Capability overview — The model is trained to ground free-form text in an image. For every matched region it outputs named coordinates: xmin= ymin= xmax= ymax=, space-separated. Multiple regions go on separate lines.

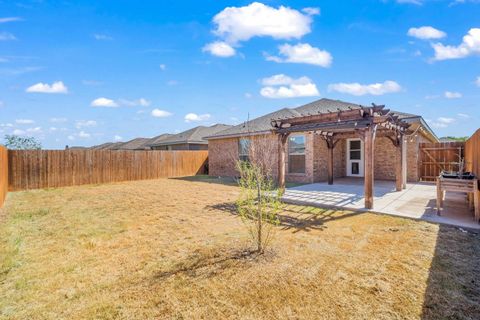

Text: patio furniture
xmin=436 ymin=175 xmax=479 ymax=222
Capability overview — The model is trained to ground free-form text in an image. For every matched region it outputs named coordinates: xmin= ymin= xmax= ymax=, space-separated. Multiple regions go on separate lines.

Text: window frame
xmin=288 ymin=134 xmax=306 ymax=174
xmin=238 ymin=138 xmax=251 ymax=162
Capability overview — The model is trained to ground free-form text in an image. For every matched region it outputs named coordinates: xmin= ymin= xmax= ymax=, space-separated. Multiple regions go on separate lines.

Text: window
xmin=288 ymin=135 xmax=306 ymax=173
xmin=238 ymin=138 xmax=250 ymax=162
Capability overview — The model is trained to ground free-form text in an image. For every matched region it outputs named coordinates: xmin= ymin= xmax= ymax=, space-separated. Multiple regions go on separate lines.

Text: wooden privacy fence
xmin=0 ymin=146 xmax=7 ymax=207
xmin=8 ymin=150 xmax=208 ymax=191
xmin=419 ymin=142 xmax=464 ymax=182
xmin=465 ymin=129 xmax=480 ymax=180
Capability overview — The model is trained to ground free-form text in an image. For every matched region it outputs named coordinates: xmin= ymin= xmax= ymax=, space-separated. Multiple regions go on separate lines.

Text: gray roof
xmin=90 ymin=142 xmax=121 ymax=150
xmin=145 ymin=133 xmax=173 ymax=147
xmin=149 ymin=124 xmax=232 ymax=147
xmin=207 ymin=98 xmax=426 ymax=139
xmin=205 ymin=108 xmax=301 ymax=139
xmin=114 ymin=138 xmax=151 ymax=150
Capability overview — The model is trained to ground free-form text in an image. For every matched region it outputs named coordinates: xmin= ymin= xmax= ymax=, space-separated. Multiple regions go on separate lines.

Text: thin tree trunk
xmin=257 ymin=175 xmax=262 ymax=253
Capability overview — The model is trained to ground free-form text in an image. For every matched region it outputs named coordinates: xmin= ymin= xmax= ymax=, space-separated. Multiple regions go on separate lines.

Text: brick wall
xmin=208 ymin=131 xmax=427 ymax=183
xmin=208 ymin=137 xmax=238 ymax=177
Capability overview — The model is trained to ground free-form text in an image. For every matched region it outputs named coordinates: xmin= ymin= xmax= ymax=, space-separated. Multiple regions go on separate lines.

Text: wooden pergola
xmin=271 ymin=104 xmax=410 ymax=209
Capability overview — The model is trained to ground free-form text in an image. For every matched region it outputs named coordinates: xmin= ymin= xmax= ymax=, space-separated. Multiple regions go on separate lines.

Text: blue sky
xmin=0 ymin=0 xmax=479 ymax=148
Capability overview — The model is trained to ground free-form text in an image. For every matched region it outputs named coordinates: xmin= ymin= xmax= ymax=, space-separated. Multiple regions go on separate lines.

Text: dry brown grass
xmin=0 ymin=176 xmax=479 ymax=319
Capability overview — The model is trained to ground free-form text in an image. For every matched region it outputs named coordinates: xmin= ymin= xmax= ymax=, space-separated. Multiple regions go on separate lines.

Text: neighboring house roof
xmin=148 ymin=124 xmax=232 ymax=147
xmin=145 ymin=133 xmax=173 ymax=147
xmin=66 ymin=146 xmax=88 ymax=150
xmin=206 ymin=98 xmax=438 ymax=142
xmin=114 ymin=138 xmax=151 ymax=150
xmin=91 ymin=142 xmax=124 ymax=150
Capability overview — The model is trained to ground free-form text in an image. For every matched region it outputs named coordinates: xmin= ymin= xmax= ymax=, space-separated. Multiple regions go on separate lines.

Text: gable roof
xmin=145 ymin=133 xmax=173 ymax=146
xmin=90 ymin=142 xmax=123 ymax=150
xmin=206 ymin=98 xmax=437 ymax=141
xmin=148 ymin=124 xmax=232 ymax=147
xmin=114 ymin=138 xmax=151 ymax=150
xmin=205 ymin=108 xmax=301 ymax=139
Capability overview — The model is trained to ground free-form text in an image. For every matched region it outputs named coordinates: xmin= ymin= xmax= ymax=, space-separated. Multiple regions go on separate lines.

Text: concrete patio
xmin=282 ymin=178 xmax=480 ymax=230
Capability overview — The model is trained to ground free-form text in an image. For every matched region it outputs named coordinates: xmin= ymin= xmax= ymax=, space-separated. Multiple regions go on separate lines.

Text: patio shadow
xmin=205 ymin=202 xmax=362 ymax=233
xmin=421 ymin=224 xmax=480 ymax=319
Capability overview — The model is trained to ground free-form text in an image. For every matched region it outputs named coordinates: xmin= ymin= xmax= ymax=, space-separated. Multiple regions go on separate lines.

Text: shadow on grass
xmin=205 ymin=202 xmax=362 ymax=233
xmin=171 ymin=175 xmax=238 ymax=186
xmin=171 ymin=175 xmax=307 ymax=189
xmin=153 ymin=248 xmax=262 ymax=280
xmin=421 ymin=224 xmax=480 ymax=319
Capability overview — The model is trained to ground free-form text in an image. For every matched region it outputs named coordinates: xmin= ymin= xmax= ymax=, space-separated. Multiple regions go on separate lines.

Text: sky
xmin=0 ymin=0 xmax=479 ymax=149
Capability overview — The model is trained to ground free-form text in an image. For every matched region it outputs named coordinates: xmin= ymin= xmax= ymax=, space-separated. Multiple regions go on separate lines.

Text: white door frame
xmin=346 ymin=138 xmax=364 ymax=177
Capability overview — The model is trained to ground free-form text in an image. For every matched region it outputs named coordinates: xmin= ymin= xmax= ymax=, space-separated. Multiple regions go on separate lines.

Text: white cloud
xmin=75 ymin=120 xmax=97 ymax=129
xmin=260 ymin=74 xmax=320 ymax=99
xmin=184 ymin=113 xmax=211 ymax=122
xmin=50 ymin=117 xmax=67 ymax=123
xmin=432 ymin=28 xmax=480 ymax=61
xmin=0 ymin=17 xmax=22 ymax=23
xmin=476 ymin=76 xmax=480 ymax=87
xmin=16 ymin=119 xmax=34 ymax=124
xmin=428 ymin=117 xmax=456 ymax=128
xmin=118 ymin=98 xmax=151 ymax=107
xmin=68 ymin=135 xmax=75 ymax=141
xmin=211 ymin=2 xmax=314 ymax=44
xmin=245 ymin=92 xmax=252 ymax=99
xmin=0 ymin=101 xmax=4 ymax=107
xmin=151 ymin=109 xmax=173 ymax=118
xmin=166 ymin=80 xmax=179 ymax=86
xmin=407 ymin=26 xmax=446 ymax=40
xmin=202 ymin=41 xmax=236 ymax=57
xmin=328 ymin=80 xmax=402 ymax=96
xmin=26 ymin=81 xmax=68 ymax=94
xmin=91 ymin=97 xmax=118 ymax=107
xmin=444 ymin=91 xmax=462 ymax=98
xmin=93 ymin=33 xmax=113 ymax=40
xmin=265 ymin=43 xmax=332 ymax=67
xmin=114 ymin=135 xmax=123 ymax=141
xmin=0 ymin=32 xmax=16 ymax=41
xmin=457 ymin=113 xmax=470 ymax=119
xmin=302 ymin=7 xmax=320 ymax=15
xmin=159 ymin=64 xmax=166 ymax=71
xmin=13 ymin=129 xmax=25 ymax=135
xmin=78 ymin=131 xmax=91 ymax=138
xmin=26 ymin=127 xmax=42 ymax=134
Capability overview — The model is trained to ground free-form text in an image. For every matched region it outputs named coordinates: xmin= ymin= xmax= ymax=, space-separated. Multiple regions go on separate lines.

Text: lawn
xmin=0 ymin=177 xmax=479 ymax=319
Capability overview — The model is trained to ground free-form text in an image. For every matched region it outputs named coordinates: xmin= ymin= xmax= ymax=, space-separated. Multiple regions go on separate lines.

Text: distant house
xmin=91 ymin=142 xmax=124 ymax=150
xmin=144 ymin=133 xmax=173 ymax=148
xmin=114 ymin=138 xmax=151 ymax=150
xmin=148 ymin=124 xmax=231 ymax=150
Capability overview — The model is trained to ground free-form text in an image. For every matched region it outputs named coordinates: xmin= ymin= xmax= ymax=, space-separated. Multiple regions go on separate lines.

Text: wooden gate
xmin=419 ymin=142 xmax=464 ymax=182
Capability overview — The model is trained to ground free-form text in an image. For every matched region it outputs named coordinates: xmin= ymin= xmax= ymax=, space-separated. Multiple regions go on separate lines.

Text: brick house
xmin=206 ymin=98 xmax=438 ymax=185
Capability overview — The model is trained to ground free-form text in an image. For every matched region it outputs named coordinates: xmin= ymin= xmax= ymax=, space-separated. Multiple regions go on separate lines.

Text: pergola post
xmin=395 ymin=134 xmax=403 ymax=191
xmin=278 ymin=134 xmax=288 ymax=193
xmin=364 ymin=125 xmax=376 ymax=209
xmin=401 ymin=136 xmax=407 ymax=189
xmin=326 ymin=138 xmax=334 ymax=185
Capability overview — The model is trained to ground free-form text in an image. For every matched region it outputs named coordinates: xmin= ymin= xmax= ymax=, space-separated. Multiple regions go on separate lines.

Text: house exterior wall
xmin=208 ymin=131 xmax=429 ymax=183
